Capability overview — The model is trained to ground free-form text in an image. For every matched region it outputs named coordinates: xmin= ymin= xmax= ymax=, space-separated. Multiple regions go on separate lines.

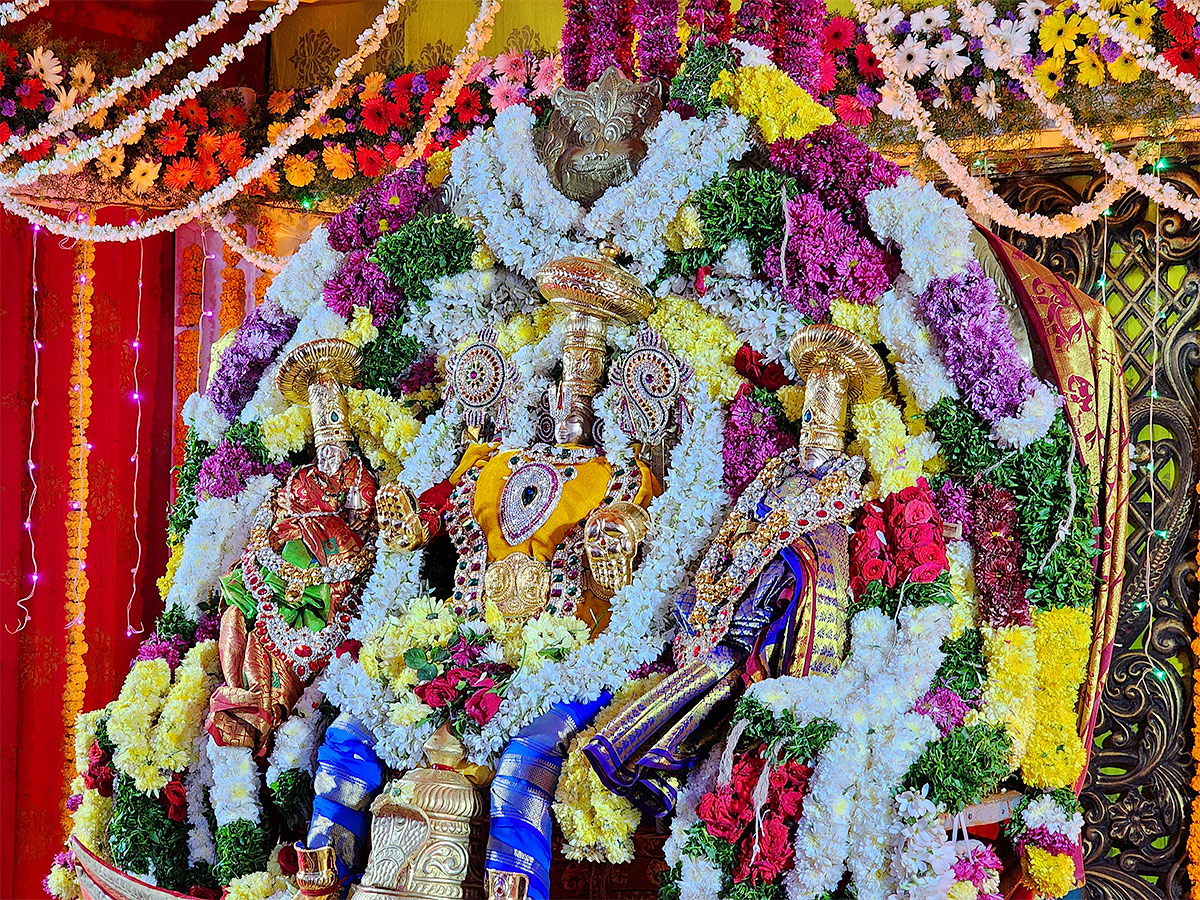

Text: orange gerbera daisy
xmin=218 ymin=133 xmax=246 ymax=168
xmin=177 ymin=97 xmax=208 ymax=128
xmin=268 ymin=90 xmax=293 ymax=115
xmin=163 ymin=158 xmax=198 ymax=191
xmin=194 ymin=155 xmax=221 ymax=191
xmin=194 ymin=131 xmax=221 ymax=157
xmin=216 ymin=104 xmax=247 ymax=128
xmin=156 ymin=120 xmax=188 ymax=156
xmin=322 ymin=144 xmax=355 ymax=180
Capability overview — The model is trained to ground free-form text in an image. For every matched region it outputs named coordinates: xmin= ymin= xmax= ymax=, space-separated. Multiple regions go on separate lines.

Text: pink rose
xmin=465 ymin=688 xmax=501 ymax=725
xmin=903 ymin=499 xmax=937 ymax=526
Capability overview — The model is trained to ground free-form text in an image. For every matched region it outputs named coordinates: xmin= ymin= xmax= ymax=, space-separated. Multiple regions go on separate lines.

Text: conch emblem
xmin=535 ymin=66 xmax=664 ymax=205
xmin=610 ymin=329 xmax=692 ymax=447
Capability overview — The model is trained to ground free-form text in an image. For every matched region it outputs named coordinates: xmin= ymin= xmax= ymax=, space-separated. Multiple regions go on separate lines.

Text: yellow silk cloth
xmin=451 ymin=443 xmax=659 ymax=630
xmin=978 ymin=227 xmax=1129 ymax=777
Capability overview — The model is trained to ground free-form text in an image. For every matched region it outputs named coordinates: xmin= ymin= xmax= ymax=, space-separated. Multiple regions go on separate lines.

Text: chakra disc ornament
xmin=446 ymin=327 xmax=512 ymax=431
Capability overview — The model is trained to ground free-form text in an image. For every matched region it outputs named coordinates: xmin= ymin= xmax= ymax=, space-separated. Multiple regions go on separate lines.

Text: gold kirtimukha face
xmin=535 ymin=244 xmax=656 ymax=445
xmin=276 ymin=338 xmax=362 ymax=471
xmin=534 ymin=66 xmax=664 ymax=205
xmin=788 ymin=324 xmax=887 ymax=469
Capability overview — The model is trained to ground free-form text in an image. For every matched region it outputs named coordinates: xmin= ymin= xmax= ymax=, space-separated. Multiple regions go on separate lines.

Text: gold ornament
xmin=294 ymin=845 xmax=340 ymax=900
xmin=534 ymin=66 xmax=664 ymax=205
xmin=536 ymin=245 xmax=655 ymax=444
xmin=788 ymin=324 xmax=887 ymax=466
xmin=276 ymin=338 xmax=362 ymax=447
xmin=583 ymin=502 xmax=652 ymax=599
xmin=377 ymin=483 xmax=431 ymax=552
xmin=483 ymin=553 xmax=552 ymax=620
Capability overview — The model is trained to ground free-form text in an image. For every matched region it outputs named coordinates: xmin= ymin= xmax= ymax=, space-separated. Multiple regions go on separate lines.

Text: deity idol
xmin=206 ymin=338 xmax=377 ymax=753
xmin=583 ymin=324 xmax=886 ymax=813
xmin=296 ymin=251 xmax=683 ymax=900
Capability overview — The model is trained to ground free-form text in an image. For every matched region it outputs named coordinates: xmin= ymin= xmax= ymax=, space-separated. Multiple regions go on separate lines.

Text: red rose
xmin=896 ymin=523 xmax=939 ymax=549
xmin=464 ymin=688 xmax=501 ymax=725
xmin=88 ymin=740 xmax=108 ymax=766
xmin=414 ymin=669 xmax=470 ymax=708
xmin=188 ymin=887 xmax=222 ymax=900
xmin=895 ymin=483 xmax=926 ymax=503
xmin=162 ymin=775 xmax=187 ymax=822
xmin=902 ymin=499 xmax=937 ymax=526
xmin=907 ymin=561 xmax=946 ymax=583
xmin=769 ymin=761 xmax=812 ymax=820
xmin=859 ymin=557 xmax=888 ymax=583
xmin=734 ymin=345 xmax=790 ymax=391
xmin=335 ymin=639 xmax=362 ymax=659
xmin=698 ymin=786 xmax=752 ymax=843
xmin=732 ymin=813 xmax=794 ymax=885
xmin=276 ymin=843 xmax=299 ymax=875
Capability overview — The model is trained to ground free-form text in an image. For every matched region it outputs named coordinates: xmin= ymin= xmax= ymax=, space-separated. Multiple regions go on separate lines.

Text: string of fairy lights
xmin=126 ymin=233 xmax=147 ymax=637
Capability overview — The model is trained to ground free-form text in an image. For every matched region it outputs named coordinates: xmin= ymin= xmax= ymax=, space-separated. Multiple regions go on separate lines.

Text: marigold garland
xmin=1020 ymin=606 xmax=1091 ymax=789
xmin=252 ymin=218 xmax=277 ymax=302
xmin=219 ymin=225 xmax=248 ymax=336
xmin=178 ymin=243 xmax=205 ymax=327
xmin=61 ymin=237 xmax=94 ymax=838
xmin=173 ymin=330 xmax=200 ymax=468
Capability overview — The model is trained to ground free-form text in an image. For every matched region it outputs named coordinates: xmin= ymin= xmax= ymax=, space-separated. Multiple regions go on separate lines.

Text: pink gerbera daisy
xmin=488 ymin=78 xmax=526 ymax=111
xmin=494 ymin=50 xmax=529 ymax=82
xmin=835 ymin=94 xmax=872 ymax=126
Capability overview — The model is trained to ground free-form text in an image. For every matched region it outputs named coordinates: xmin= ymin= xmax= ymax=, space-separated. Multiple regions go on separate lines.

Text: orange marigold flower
xmin=156 ymin=120 xmax=188 ymax=156
xmin=283 ymin=154 xmax=316 ymax=187
xmin=163 ymin=158 xmax=198 ymax=191
xmin=178 ymin=97 xmax=208 ymax=128
xmin=268 ymin=90 xmax=293 ymax=115
xmin=322 ymin=144 xmax=355 ymax=180
xmin=194 ymin=131 xmax=221 ymax=157
xmin=245 ymin=168 xmax=281 ymax=196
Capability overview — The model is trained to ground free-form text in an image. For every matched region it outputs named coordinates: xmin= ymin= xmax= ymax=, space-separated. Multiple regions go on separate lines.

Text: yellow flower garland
xmin=156 ymin=541 xmax=185 ymax=602
xmin=646 ymin=295 xmax=743 ymax=401
xmin=849 ymin=396 xmax=940 ymax=498
xmin=969 ymin=625 xmax=1039 ymax=766
xmin=261 ymin=404 xmax=313 ymax=459
xmin=776 ymin=384 xmax=806 ymax=422
xmin=71 ymin=781 xmax=113 ymax=859
xmin=74 ymin=707 xmax=107 ymax=775
xmin=61 ymin=237 xmax=94 ymax=837
xmin=342 ymin=305 xmax=379 ymax=347
xmin=1023 ymin=845 xmax=1077 ymax=897
xmin=1019 ymin=606 xmax=1091 ymax=789
xmin=709 ymin=65 xmax=835 ymax=143
xmin=107 ymin=658 xmax=173 ymax=791
xmin=554 ymin=673 xmax=666 ymax=863
xmin=830 ymin=297 xmax=883 ymax=344
xmin=346 ymin=387 xmax=422 ymax=479
xmin=225 ymin=871 xmax=292 ymax=900
xmin=150 ymin=640 xmax=222 ymax=773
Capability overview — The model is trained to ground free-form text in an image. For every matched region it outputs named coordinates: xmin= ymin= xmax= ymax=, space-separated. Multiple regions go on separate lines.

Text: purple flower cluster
xmin=133 ymin=632 xmax=190 ymax=670
xmin=683 ymin=0 xmax=732 ymax=49
xmin=195 ymin=612 xmax=221 ymax=642
xmin=327 ymin=160 xmax=430 ymax=253
xmin=207 ymin=299 xmax=298 ymax=422
xmin=734 ymin=0 xmax=777 ymax=53
xmin=323 ymin=249 xmax=403 ymax=326
xmin=196 ymin=439 xmax=290 ymax=501
xmin=1017 ymin=826 xmax=1077 ymax=856
xmin=914 ymin=685 xmax=973 ymax=735
xmin=777 ymin=0 xmax=824 ymax=95
xmin=588 ymin=0 xmax=636 ymax=82
xmin=722 ymin=387 xmax=796 ymax=499
xmin=562 ymin=0 xmax=593 ymax=89
xmin=932 ymin=477 xmax=973 ymax=541
xmin=769 ymin=124 xmax=902 ymax=234
xmin=765 ymin=192 xmax=894 ymax=320
xmin=917 ymin=261 xmax=1035 ymax=424
xmin=396 ymin=351 xmax=440 ymax=396
xmin=633 ymin=0 xmax=683 ymax=82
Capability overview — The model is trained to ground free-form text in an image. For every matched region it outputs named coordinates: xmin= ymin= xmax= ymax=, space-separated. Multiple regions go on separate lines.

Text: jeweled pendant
xmin=499 ymin=461 xmax=564 ymax=546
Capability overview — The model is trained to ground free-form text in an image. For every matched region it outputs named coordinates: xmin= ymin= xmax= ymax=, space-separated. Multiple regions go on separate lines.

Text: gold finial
xmin=788 ymin=324 xmax=886 ymax=460
xmin=276 ymin=338 xmax=362 ymax=447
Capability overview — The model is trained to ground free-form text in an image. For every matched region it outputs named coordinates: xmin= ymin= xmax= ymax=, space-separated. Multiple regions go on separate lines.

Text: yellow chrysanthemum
xmin=946 ymin=881 xmax=978 ymax=900
xmin=1072 ymin=46 xmax=1106 ymax=87
xmin=342 ymin=305 xmax=379 ymax=347
xmin=156 ymin=541 xmax=185 ymax=603
xmin=850 ymin=396 xmax=930 ymax=498
xmin=471 ymin=240 xmax=497 ymax=270
xmin=664 ymin=204 xmax=705 ymax=252
xmin=71 ymin=788 xmax=113 ymax=858
xmin=1033 ymin=56 xmax=1066 ymax=97
xmin=107 ymin=658 xmax=173 ymax=791
xmin=426 ymin=148 xmax=453 ymax=188
xmin=150 ymin=641 xmax=220 ymax=773
xmin=646 ymin=295 xmax=743 ymax=401
xmin=969 ymin=624 xmax=1038 ymax=765
xmin=830 ymin=297 xmax=883 ymax=342
xmin=45 ymin=864 xmax=80 ymax=900
xmin=496 ymin=313 xmax=539 ymax=355
xmin=346 ymin=387 xmax=422 ymax=476
xmin=1039 ymin=11 xmax=1080 ymax=56
xmin=225 ymin=871 xmax=292 ymax=900
xmin=1107 ymin=52 xmax=1143 ymax=82
xmin=74 ymin=707 xmax=107 ymax=775
xmin=1119 ymin=0 xmax=1156 ymax=39
xmin=709 ymin=65 xmax=834 ymax=143
xmin=261 ymin=403 xmax=313 ymax=458
xmin=1024 ymin=846 xmax=1077 ymax=897
xmin=1019 ymin=606 xmax=1091 ymax=788
xmin=776 ymin=384 xmax=806 ymax=422
xmin=323 ymin=144 xmax=356 ymax=180
xmin=387 ymin=693 xmax=433 ymax=727
xmin=283 ymin=154 xmax=316 ymax=188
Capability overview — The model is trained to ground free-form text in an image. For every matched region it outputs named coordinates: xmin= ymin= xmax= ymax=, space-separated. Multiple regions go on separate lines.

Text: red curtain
xmin=0 ymin=208 xmax=176 ymax=899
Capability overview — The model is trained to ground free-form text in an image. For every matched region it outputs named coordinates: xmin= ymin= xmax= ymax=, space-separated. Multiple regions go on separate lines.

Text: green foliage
xmin=109 ymin=774 xmax=190 ymax=891
xmin=735 ymin=697 xmax=839 ymax=764
xmin=269 ymin=768 xmax=315 ymax=835
xmin=94 ymin=717 xmax=114 ymax=755
xmin=659 ymin=822 xmax=736 ymax=900
xmin=155 ymin=605 xmax=197 ymax=644
xmin=934 ymin=628 xmax=986 ymax=701
xmin=360 ymin=319 xmax=423 ymax=397
xmin=848 ymin=573 xmax=955 ymax=620
xmin=925 ymin=399 xmax=1099 ymax=610
xmin=214 ymin=819 xmax=270 ymax=883
xmin=372 ymin=214 xmax=477 ymax=312
xmin=724 ymin=882 xmax=786 ymax=900
xmin=697 ymin=168 xmax=800 ymax=266
xmin=670 ymin=42 xmax=737 ymax=118
xmin=904 ymin=724 xmax=1012 ymax=814
xmin=167 ymin=430 xmax=214 ymax=543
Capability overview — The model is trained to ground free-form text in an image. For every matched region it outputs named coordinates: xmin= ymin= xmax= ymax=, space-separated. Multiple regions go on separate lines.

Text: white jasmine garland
xmin=165 ymin=474 xmax=278 ymax=618
xmin=185 ymin=730 xmax=217 ymax=866
xmin=887 ymin=788 xmax=957 ymax=900
xmin=499 ymin=321 xmax=565 ymax=446
xmin=266 ymin=684 xmax=326 ymax=787
xmin=0 ymin=0 xmax=49 ymax=29
xmin=416 ymin=267 xmax=538 ymax=356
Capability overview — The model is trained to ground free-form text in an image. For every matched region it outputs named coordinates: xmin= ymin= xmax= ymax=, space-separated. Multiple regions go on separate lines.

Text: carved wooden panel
xmin=996 ymin=164 xmax=1200 ymax=900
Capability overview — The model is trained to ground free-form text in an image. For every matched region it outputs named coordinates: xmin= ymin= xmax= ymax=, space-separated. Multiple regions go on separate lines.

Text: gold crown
xmin=535 ymin=243 xmax=655 ymax=325
xmin=788 ymin=324 xmax=886 ymax=404
xmin=276 ymin=338 xmax=362 ymax=406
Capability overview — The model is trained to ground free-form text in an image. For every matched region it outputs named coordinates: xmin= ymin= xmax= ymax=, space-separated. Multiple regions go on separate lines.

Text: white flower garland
xmin=451 ymin=104 xmax=749 ymax=283
xmin=0 ymin=0 xmax=253 ymax=159
xmin=875 ymin=278 xmax=959 ymax=412
xmin=186 ymin=729 xmax=217 ymax=866
xmin=0 ymin=0 xmax=48 ymax=27
xmin=207 ymin=737 xmax=262 ymax=827
xmin=209 ymin=214 xmax=287 ymax=274
xmin=181 ymin=392 xmax=231 ymax=447
xmin=265 ymin=683 xmax=326 ymax=787
xmin=0 ymin=0 xmax=409 ymax=240
xmin=865 ymin=177 xmax=974 ymax=293
xmin=580 ymin=109 xmax=751 ymax=282
xmin=1 ymin=0 xmax=301 ymax=188
xmin=164 ymin=474 xmax=278 ymax=618
xmin=888 ymin=789 xmax=957 ymax=900
xmin=498 ymin=320 xmax=565 ymax=447
xmin=416 ymin=267 xmax=539 ymax=356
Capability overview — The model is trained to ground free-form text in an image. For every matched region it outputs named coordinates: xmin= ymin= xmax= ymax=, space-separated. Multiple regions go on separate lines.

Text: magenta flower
xmin=723 ymin=387 xmax=796 ymax=499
